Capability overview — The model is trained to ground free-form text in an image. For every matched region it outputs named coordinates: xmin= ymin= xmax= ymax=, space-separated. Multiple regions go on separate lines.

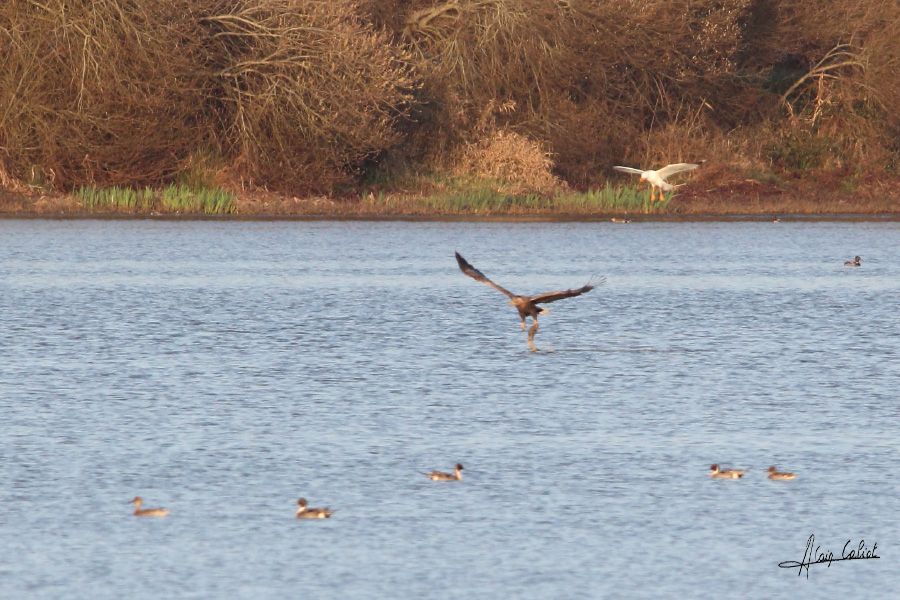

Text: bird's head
xmin=709 ymin=464 xmax=719 ymax=472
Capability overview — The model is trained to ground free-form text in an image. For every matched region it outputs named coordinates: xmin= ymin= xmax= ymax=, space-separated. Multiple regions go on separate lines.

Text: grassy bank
xmin=2 ymin=170 xmax=897 ymax=219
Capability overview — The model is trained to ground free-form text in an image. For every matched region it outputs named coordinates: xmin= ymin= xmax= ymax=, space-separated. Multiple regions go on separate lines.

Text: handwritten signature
xmin=779 ymin=534 xmax=879 ymax=578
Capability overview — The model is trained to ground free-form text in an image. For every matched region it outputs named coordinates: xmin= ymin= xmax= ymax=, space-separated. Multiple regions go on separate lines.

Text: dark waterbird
xmin=455 ymin=252 xmax=602 ymax=351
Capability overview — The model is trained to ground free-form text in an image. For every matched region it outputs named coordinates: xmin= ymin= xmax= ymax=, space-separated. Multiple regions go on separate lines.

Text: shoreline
xmin=2 ymin=211 xmax=899 ymax=222
xmin=2 ymin=181 xmax=898 ymax=222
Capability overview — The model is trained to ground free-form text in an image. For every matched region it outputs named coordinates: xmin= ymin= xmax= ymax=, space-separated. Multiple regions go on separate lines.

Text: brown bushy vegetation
xmin=0 ymin=0 xmax=211 ymax=188
xmin=203 ymin=0 xmax=416 ymax=192
xmin=1 ymin=0 xmax=898 ymax=198
xmin=0 ymin=0 xmax=414 ymax=193
xmin=455 ymin=131 xmax=566 ymax=197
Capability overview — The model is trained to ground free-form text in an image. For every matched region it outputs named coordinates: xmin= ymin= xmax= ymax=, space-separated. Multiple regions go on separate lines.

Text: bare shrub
xmin=455 ymin=130 xmax=566 ymax=197
xmin=0 ymin=0 xmax=212 ymax=189
xmin=399 ymin=1 xmax=580 ymax=152
xmin=3 ymin=0 xmax=896 ymax=194
xmin=0 ymin=0 xmax=417 ymax=193
xmin=203 ymin=0 xmax=417 ymax=193
xmin=739 ymin=0 xmax=900 ymax=171
xmin=502 ymin=1 xmax=755 ymax=185
xmin=358 ymin=0 xmax=413 ymax=32
xmin=393 ymin=0 xmax=897 ymax=183
xmin=389 ymin=1 xmax=764 ymax=183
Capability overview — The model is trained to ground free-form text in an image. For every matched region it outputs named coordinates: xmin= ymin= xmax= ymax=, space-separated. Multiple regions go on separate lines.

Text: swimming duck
xmin=844 ymin=256 xmax=861 ymax=267
xmin=128 ymin=496 xmax=169 ymax=517
xmin=767 ymin=466 xmax=797 ymax=480
xmin=295 ymin=498 xmax=334 ymax=519
xmin=708 ymin=464 xmax=745 ymax=479
xmin=424 ymin=463 xmax=464 ymax=481
xmin=610 ymin=217 xmax=631 ymax=224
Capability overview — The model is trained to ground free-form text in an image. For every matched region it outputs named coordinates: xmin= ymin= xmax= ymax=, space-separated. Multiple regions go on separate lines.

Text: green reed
xmin=160 ymin=184 xmax=236 ymax=214
xmin=76 ymin=185 xmax=155 ymax=211
xmin=75 ymin=184 xmax=235 ymax=214
xmin=557 ymin=184 xmax=672 ymax=213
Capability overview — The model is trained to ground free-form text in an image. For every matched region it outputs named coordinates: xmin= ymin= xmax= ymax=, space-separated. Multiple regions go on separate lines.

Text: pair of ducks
xmin=296 ymin=463 xmax=463 ymax=519
xmin=129 ymin=463 xmax=466 ymax=520
xmin=296 ymin=463 xmax=463 ymax=518
xmin=128 ymin=495 xmax=337 ymax=520
xmin=295 ymin=463 xmax=463 ymax=519
xmin=708 ymin=465 xmax=797 ymax=480
xmin=296 ymin=464 xmax=463 ymax=519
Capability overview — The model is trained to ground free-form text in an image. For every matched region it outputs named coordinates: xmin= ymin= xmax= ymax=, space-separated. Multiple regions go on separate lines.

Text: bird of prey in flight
xmin=613 ymin=162 xmax=701 ymax=203
xmin=455 ymin=252 xmax=602 ymax=352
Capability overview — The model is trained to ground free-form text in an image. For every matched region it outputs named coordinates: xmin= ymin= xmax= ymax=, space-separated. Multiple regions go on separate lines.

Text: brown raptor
xmin=455 ymin=252 xmax=602 ymax=351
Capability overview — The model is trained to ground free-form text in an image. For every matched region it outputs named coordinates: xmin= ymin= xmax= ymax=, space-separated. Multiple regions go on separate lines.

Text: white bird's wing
xmin=655 ymin=163 xmax=700 ymax=179
xmin=612 ymin=166 xmax=645 ymax=176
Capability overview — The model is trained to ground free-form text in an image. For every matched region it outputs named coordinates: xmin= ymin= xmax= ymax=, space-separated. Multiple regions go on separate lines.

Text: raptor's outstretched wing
xmin=529 ymin=277 xmax=604 ymax=304
xmin=455 ymin=252 xmax=515 ymax=298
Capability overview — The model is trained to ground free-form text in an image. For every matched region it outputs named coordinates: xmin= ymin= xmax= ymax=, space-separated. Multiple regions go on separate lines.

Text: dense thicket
xmin=1 ymin=0 xmax=897 ymax=193
xmin=0 ymin=1 xmax=211 ymax=187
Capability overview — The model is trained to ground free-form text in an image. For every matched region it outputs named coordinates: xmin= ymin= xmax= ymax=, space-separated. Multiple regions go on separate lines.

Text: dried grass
xmin=455 ymin=131 xmax=566 ymax=197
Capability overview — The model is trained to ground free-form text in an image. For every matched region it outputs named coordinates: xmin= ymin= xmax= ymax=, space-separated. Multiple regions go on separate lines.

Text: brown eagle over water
xmin=455 ymin=252 xmax=602 ymax=351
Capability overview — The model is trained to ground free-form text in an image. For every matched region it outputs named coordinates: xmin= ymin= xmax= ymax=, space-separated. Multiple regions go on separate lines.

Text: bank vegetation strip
xmin=1 ymin=1 xmax=898 ymax=216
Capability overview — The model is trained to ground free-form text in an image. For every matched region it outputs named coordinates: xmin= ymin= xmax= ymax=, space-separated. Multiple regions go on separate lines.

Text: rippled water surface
xmin=1 ymin=219 xmax=898 ymax=598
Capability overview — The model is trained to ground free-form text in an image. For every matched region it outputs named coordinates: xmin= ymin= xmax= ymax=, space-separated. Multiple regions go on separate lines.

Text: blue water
xmin=1 ymin=220 xmax=898 ymax=598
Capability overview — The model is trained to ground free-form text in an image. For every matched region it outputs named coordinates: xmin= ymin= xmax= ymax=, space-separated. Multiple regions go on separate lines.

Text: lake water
xmin=1 ymin=219 xmax=898 ymax=598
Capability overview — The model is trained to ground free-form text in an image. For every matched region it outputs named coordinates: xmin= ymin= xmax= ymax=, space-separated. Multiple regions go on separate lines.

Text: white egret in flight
xmin=613 ymin=163 xmax=701 ymax=203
